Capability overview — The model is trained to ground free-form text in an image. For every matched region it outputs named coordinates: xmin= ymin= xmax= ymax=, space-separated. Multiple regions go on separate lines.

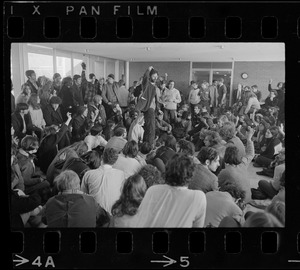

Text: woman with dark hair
xmin=113 ymin=140 xmax=142 ymax=178
xmin=153 ymin=135 xmax=177 ymax=165
xmin=110 ymin=174 xmax=147 ymax=227
xmin=133 ymin=153 xmax=207 ymax=227
xmin=218 ymin=127 xmax=255 ymax=203
xmin=12 ymin=103 xmax=40 ymax=141
xmin=253 ymin=126 xmax=282 ymax=167
xmin=16 ymin=83 xmax=31 ymax=104
xmin=252 ymin=119 xmax=270 ymax=153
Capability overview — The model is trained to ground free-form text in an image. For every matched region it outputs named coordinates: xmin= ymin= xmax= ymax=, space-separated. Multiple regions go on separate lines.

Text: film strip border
xmin=4 ymin=2 xmax=300 ymax=41
xmin=10 ymin=229 xmax=300 ymax=268
xmin=4 ymin=1 xmax=300 ymax=269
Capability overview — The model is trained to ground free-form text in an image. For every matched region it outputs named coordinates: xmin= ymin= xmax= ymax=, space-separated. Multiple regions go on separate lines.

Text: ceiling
xmin=32 ymin=42 xmax=285 ymax=62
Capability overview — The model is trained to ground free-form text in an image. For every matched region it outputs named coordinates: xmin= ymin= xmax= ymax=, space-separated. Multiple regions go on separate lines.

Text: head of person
xmin=73 ymin=74 xmax=82 ymax=86
xmin=157 ymin=110 xmax=164 ymax=121
xmin=90 ymin=125 xmax=103 ymax=137
xmin=86 ymin=150 xmax=102 ymax=169
xmin=107 ymin=74 xmax=115 ymax=84
xmin=138 ymin=164 xmax=164 ymax=189
xmin=276 ymin=148 xmax=285 ymax=164
xmin=122 ymin=140 xmax=139 ymax=158
xmin=77 ymin=106 xmax=88 ymax=117
xmin=191 ymin=81 xmax=198 ymax=89
xmin=212 ymin=79 xmax=218 ymax=86
xmin=203 ymin=130 xmax=222 ymax=147
xmin=114 ymin=127 xmax=127 ymax=138
xmin=219 ymin=181 xmax=246 ymax=202
xmin=149 ymin=68 xmax=158 ymax=83
xmin=140 ymin=142 xmax=152 ymax=155
xmin=53 ymin=73 xmax=62 ymax=84
xmin=28 ymin=93 xmax=41 ymax=109
xmin=265 ymin=126 xmax=279 ymax=139
xmin=129 ymin=109 xmax=139 ymax=120
xmin=266 ymin=201 xmax=285 ymax=225
xmin=251 ymin=85 xmax=258 ymax=92
xmin=269 ymin=90 xmax=277 ymax=99
xmin=49 ymin=96 xmax=62 ymax=111
xmin=243 ymin=85 xmax=251 ymax=92
xmin=219 ymin=121 xmax=236 ymax=142
xmin=217 ymin=115 xmax=229 ymax=128
xmin=177 ymin=139 xmax=195 ymax=156
xmin=168 ymin=80 xmax=175 ymax=90
xmin=197 ymin=147 xmax=220 ymax=172
xmin=132 ymin=80 xmax=138 ymax=87
xmin=243 ymin=212 xmax=284 ymax=227
xmin=89 ymin=73 xmax=96 ymax=83
xmin=54 ymin=170 xmax=81 ymax=192
xmin=194 ymin=104 xmax=201 ymax=115
xmin=165 ymin=153 xmax=195 ymax=187
xmin=16 ymin=103 xmax=29 ymax=115
xmin=201 ymin=81 xmax=208 ymax=89
xmin=258 ymin=119 xmax=270 ymax=133
xmin=43 ymin=125 xmax=59 ymax=137
xmin=160 ymin=80 xmax=167 ymax=89
xmin=164 ymin=135 xmax=177 ymax=152
xmin=218 ymin=78 xmax=224 ymax=85
xmin=181 ymin=110 xmax=191 ymax=120
xmin=102 ymin=148 xmax=119 ymax=165
xmin=224 ymin=146 xmax=242 ymax=165
xmin=118 ymin=79 xmax=125 ymax=87
xmin=20 ymin=135 xmax=39 ymax=154
xmin=112 ymin=103 xmax=120 ymax=113
xmin=277 ymin=82 xmax=283 ymax=89
xmin=62 ymin=76 xmax=73 ymax=88
xmin=25 ymin=70 xmax=36 ymax=81
xmin=99 ymin=77 xmax=105 ymax=85
xmin=21 ymin=83 xmax=31 ymax=96
xmin=111 ymin=174 xmax=147 ymax=217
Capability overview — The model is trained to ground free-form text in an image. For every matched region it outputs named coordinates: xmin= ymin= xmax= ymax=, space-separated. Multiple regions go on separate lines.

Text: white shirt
xmin=162 ymin=88 xmax=182 ymax=110
xmin=133 ymin=184 xmax=207 ymax=227
xmin=84 ymin=134 xmax=107 ymax=151
xmin=129 ymin=124 xmax=144 ymax=143
xmin=112 ymin=153 xmax=142 ymax=179
xmin=80 ymin=164 xmax=125 ymax=215
xmin=29 ymin=106 xmax=46 ymax=129
xmin=118 ymin=85 xmax=129 ymax=107
xmin=188 ymin=88 xmax=201 ymax=104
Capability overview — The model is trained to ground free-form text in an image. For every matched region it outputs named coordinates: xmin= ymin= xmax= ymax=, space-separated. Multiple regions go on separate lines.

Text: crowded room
xmin=10 ymin=43 xmax=285 ymax=228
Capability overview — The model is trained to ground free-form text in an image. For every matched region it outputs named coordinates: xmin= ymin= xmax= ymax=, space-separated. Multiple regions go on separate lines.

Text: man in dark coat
xmin=25 ymin=70 xmax=40 ymax=94
xmin=135 ymin=66 xmax=158 ymax=147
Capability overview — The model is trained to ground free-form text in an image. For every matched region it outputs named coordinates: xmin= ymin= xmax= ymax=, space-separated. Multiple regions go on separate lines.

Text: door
xmin=212 ymin=70 xmax=232 ymax=106
xmin=192 ymin=70 xmax=210 ymax=85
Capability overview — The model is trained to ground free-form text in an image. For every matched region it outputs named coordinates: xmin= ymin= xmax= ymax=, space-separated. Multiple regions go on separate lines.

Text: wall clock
xmin=241 ymin=73 xmax=248 ymax=79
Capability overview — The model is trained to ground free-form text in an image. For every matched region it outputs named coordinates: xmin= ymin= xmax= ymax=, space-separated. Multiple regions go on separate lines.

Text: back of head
xmin=138 ymin=164 xmax=163 ymax=188
xmin=54 ymin=170 xmax=80 ymax=192
xmin=224 ymin=146 xmax=241 ymax=165
xmin=219 ymin=121 xmax=236 ymax=141
xmin=25 ymin=70 xmax=35 ymax=78
xmin=266 ymin=201 xmax=285 ymax=225
xmin=16 ymin=102 xmax=29 ymax=113
xmin=102 ymin=148 xmax=119 ymax=165
xmin=20 ymin=135 xmax=39 ymax=151
xmin=93 ymin=94 xmax=102 ymax=104
xmin=140 ymin=142 xmax=152 ymax=155
xmin=165 ymin=153 xmax=195 ymax=187
xmin=178 ymin=139 xmax=195 ymax=156
xmin=219 ymin=181 xmax=245 ymax=201
xmin=114 ymin=127 xmax=127 ymax=137
xmin=90 ymin=125 xmax=103 ymax=136
xmin=165 ymin=135 xmax=177 ymax=152
xmin=197 ymin=147 xmax=218 ymax=164
xmin=122 ymin=140 xmax=139 ymax=158
xmin=243 ymin=212 xmax=284 ymax=227
xmin=111 ymin=174 xmax=147 ymax=217
xmin=86 ymin=150 xmax=102 ymax=169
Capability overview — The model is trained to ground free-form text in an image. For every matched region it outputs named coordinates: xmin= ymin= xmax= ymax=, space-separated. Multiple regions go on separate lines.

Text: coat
xmin=11 ymin=112 xmax=38 ymax=140
xmin=42 ymin=104 xmax=64 ymax=126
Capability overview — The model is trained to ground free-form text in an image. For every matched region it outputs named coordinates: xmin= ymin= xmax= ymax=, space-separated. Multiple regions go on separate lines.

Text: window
xmin=106 ymin=61 xmax=115 ymax=77
xmin=73 ymin=58 xmax=83 ymax=76
xmin=56 ymin=56 xmax=71 ymax=78
xmin=28 ymin=52 xmax=54 ymax=78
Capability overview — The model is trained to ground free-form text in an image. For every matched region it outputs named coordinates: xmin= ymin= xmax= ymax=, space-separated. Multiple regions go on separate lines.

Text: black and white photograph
xmin=10 ymin=42 xmax=285 ymax=229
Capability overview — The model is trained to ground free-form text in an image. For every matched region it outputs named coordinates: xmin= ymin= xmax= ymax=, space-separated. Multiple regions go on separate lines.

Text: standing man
xmin=188 ymin=81 xmax=201 ymax=117
xmin=162 ymin=80 xmax=182 ymax=125
xmin=81 ymin=62 xmax=99 ymax=105
xmin=71 ymin=74 xmax=84 ymax=114
xmin=135 ymin=66 xmax=158 ymax=147
xmin=51 ymin=73 xmax=62 ymax=96
xmin=25 ymin=70 xmax=40 ymax=95
xmin=209 ymin=80 xmax=219 ymax=116
xmin=199 ymin=81 xmax=211 ymax=113
xmin=217 ymin=78 xmax=227 ymax=108
xmin=251 ymin=85 xmax=262 ymax=102
xmin=101 ymin=74 xmax=120 ymax=119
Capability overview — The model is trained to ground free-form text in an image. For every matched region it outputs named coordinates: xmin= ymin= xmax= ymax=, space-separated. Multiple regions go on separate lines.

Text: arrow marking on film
xmin=13 ymin=255 xmax=29 ymax=267
xmin=151 ymin=255 xmax=177 ymax=267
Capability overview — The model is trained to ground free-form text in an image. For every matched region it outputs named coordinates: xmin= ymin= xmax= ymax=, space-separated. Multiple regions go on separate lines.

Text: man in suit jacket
xmin=217 ymin=78 xmax=227 ymax=107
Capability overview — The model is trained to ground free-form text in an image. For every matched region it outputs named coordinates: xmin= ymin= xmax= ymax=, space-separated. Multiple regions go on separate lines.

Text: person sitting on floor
xmin=188 ymin=147 xmax=220 ymax=193
xmin=84 ymin=125 xmax=107 ymax=152
xmin=104 ymin=127 xmax=127 ymax=154
xmin=110 ymin=174 xmax=147 ymax=227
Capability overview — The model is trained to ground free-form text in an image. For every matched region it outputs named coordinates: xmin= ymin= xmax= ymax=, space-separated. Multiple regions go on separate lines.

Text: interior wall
xmin=129 ymin=62 xmax=191 ymax=96
xmin=233 ymin=61 xmax=285 ymax=100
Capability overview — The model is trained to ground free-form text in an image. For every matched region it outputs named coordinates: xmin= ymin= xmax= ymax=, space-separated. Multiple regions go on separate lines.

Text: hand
xmin=237 ymin=125 xmax=242 ymax=132
xmin=279 ymin=123 xmax=284 ymax=133
xmin=165 ymin=73 xmax=168 ymax=77
xmin=246 ymin=126 xmax=255 ymax=139
xmin=149 ymin=66 xmax=153 ymax=71
xmin=94 ymin=109 xmax=99 ymax=115
xmin=59 ymin=152 xmax=66 ymax=161
xmin=81 ymin=62 xmax=86 ymax=70
xmin=66 ymin=112 xmax=72 ymax=119
xmin=269 ymin=78 xmax=272 ymax=84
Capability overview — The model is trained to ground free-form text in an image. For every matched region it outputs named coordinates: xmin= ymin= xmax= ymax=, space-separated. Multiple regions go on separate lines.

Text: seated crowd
xmin=10 ymin=63 xmax=285 ymax=228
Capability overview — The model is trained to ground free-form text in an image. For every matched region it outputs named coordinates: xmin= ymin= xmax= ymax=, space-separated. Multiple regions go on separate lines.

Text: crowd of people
xmin=10 ymin=62 xmax=285 ymax=228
